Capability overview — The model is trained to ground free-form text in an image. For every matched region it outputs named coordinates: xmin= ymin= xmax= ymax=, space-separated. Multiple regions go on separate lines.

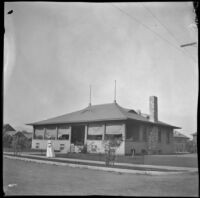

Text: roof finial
xmin=114 ymin=80 xmax=116 ymax=103
xmin=89 ymin=84 xmax=92 ymax=106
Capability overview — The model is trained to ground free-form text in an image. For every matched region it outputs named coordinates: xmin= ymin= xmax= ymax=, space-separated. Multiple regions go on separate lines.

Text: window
xmin=166 ymin=131 xmax=170 ymax=144
xmin=106 ymin=123 xmax=124 ymax=135
xmin=60 ymin=144 xmax=65 ymax=151
xmin=87 ymin=124 xmax=104 ymax=140
xmin=36 ymin=143 xmax=40 ymax=149
xmin=158 ymin=128 xmax=162 ymax=143
xmin=58 ymin=125 xmax=70 ymax=140
xmin=87 ymin=135 xmax=102 ymax=140
xmin=88 ymin=124 xmax=104 ymax=135
xmin=44 ymin=126 xmax=57 ymax=140
xmin=105 ymin=134 xmax=122 ymax=141
xmin=143 ymin=126 xmax=147 ymax=142
xmin=104 ymin=123 xmax=123 ymax=141
xmin=34 ymin=127 xmax=44 ymax=139
xmin=132 ymin=129 xmax=139 ymax=141
xmin=126 ymin=123 xmax=140 ymax=141
xmin=60 ymin=134 xmax=69 ymax=140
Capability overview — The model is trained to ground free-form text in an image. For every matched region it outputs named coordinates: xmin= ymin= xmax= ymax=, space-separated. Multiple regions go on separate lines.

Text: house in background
xmin=3 ymin=124 xmax=32 ymax=139
xmin=28 ymin=96 xmax=180 ymax=155
xmin=22 ymin=131 xmax=33 ymax=140
xmin=191 ymin=132 xmax=197 ymax=153
xmin=3 ymin=124 xmax=16 ymax=135
xmin=173 ymin=131 xmax=190 ymax=153
xmin=192 ymin=132 xmax=197 ymax=144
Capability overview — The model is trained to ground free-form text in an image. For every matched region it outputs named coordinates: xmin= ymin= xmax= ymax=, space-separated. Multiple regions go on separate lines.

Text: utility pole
xmin=89 ymin=85 xmax=92 ymax=106
xmin=180 ymin=42 xmax=197 ymax=48
xmin=114 ymin=80 xmax=116 ymax=103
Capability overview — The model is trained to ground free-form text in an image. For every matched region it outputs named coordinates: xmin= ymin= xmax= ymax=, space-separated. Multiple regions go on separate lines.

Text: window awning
xmin=106 ymin=124 xmax=124 ymax=135
xmin=35 ymin=127 xmax=45 ymax=135
xmin=45 ymin=126 xmax=57 ymax=139
xmin=58 ymin=126 xmax=70 ymax=137
xmin=88 ymin=124 xmax=104 ymax=135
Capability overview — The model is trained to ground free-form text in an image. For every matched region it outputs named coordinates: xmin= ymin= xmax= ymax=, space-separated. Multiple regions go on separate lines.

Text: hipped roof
xmin=173 ymin=131 xmax=190 ymax=139
xmin=27 ymin=102 xmax=180 ymax=129
xmin=3 ymin=124 xmax=16 ymax=132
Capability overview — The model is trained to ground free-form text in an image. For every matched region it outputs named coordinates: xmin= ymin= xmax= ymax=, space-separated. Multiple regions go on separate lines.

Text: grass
xmin=4 ymin=153 xmax=183 ymax=172
xmin=144 ymin=154 xmax=198 ymax=167
xmin=3 ymin=157 xmax=198 ymax=196
xmin=4 ymin=147 xmax=198 ymax=167
xmin=31 ymin=152 xmax=145 ymax=164
xmin=29 ymin=152 xmax=198 ymax=167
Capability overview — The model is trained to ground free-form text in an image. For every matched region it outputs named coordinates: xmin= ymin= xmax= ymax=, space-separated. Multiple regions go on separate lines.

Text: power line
xmin=111 ymin=3 xmax=197 ymax=63
xmin=141 ymin=3 xmax=197 ymax=62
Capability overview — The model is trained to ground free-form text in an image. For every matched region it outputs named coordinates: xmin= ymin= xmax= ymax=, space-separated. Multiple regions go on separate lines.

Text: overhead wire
xmin=110 ymin=3 xmax=197 ymax=63
xmin=141 ymin=3 xmax=197 ymax=62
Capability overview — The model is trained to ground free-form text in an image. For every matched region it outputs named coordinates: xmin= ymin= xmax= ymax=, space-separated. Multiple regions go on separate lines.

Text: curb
xmin=4 ymin=155 xmax=194 ymax=176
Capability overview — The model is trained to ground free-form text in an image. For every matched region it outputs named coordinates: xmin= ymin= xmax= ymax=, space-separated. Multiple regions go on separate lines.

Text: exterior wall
xmin=86 ymin=140 xmax=105 ymax=153
xmin=193 ymin=135 xmax=197 ymax=144
xmin=32 ymin=121 xmax=126 ymax=154
xmin=174 ymin=137 xmax=189 ymax=153
xmin=31 ymin=121 xmax=175 ymax=155
xmin=86 ymin=140 xmax=125 ymax=155
xmin=147 ymin=126 xmax=159 ymax=153
xmin=32 ymin=139 xmax=71 ymax=152
xmin=125 ymin=140 xmax=147 ymax=155
xmin=32 ymin=125 xmax=71 ymax=153
xmin=125 ymin=120 xmax=174 ymax=155
xmin=192 ymin=135 xmax=197 ymax=153
xmin=125 ymin=123 xmax=148 ymax=154
xmin=156 ymin=129 xmax=174 ymax=154
xmin=174 ymin=142 xmax=187 ymax=153
xmin=115 ymin=141 xmax=125 ymax=155
xmin=86 ymin=121 xmax=126 ymax=155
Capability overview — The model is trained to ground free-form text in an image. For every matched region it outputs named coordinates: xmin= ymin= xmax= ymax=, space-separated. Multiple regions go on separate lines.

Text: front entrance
xmin=71 ymin=125 xmax=85 ymax=146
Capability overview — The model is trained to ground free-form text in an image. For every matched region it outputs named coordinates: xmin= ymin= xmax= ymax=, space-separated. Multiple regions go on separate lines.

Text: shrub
xmin=81 ymin=144 xmax=87 ymax=153
xmin=141 ymin=149 xmax=147 ymax=155
xmin=3 ymin=134 xmax=13 ymax=148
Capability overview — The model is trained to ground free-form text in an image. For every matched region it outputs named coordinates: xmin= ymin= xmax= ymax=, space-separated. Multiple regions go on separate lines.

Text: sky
xmin=4 ymin=2 xmax=198 ymax=138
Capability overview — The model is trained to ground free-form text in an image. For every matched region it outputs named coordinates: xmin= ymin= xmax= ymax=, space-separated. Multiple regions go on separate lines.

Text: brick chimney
xmin=149 ymin=96 xmax=158 ymax=122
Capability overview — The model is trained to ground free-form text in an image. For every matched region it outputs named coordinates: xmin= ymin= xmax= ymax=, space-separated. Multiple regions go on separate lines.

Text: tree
xmin=11 ymin=131 xmax=32 ymax=154
xmin=103 ymin=136 xmax=122 ymax=166
xmin=3 ymin=134 xmax=13 ymax=148
xmin=186 ymin=140 xmax=197 ymax=153
xmin=193 ymin=1 xmax=198 ymax=27
xmin=12 ymin=135 xmax=21 ymax=155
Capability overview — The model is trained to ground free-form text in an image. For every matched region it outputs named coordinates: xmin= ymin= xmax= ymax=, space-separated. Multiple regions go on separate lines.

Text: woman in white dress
xmin=46 ymin=139 xmax=55 ymax=158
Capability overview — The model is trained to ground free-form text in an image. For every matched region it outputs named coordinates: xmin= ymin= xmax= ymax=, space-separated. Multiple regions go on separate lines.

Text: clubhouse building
xmin=28 ymin=96 xmax=180 ymax=155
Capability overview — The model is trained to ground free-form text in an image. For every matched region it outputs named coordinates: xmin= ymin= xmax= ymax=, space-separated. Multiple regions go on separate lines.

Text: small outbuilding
xmin=173 ymin=131 xmax=190 ymax=153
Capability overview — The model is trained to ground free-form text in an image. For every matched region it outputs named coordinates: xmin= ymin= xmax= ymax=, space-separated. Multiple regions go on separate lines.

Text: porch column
xmin=44 ymin=127 xmax=46 ymax=140
xmin=123 ymin=123 xmax=126 ymax=141
xmin=56 ymin=126 xmax=58 ymax=140
xmin=103 ymin=123 xmax=106 ymax=140
xmin=139 ymin=125 xmax=143 ymax=142
xmin=123 ymin=123 xmax=126 ymax=155
xmin=69 ymin=126 xmax=72 ymax=143
xmin=84 ymin=124 xmax=88 ymax=144
xmin=33 ymin=126 xmax=35 ymax=139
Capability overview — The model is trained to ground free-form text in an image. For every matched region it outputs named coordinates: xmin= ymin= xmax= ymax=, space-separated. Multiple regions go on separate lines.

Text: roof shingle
xmin=28 ymin=102 xmax=180 ymax=128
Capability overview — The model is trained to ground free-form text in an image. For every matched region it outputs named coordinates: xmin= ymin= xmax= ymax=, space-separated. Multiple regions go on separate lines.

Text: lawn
xmin=4 ymin=147 xmax=198 ymax=167
xmin=3 ymin=157 xmax=199 ymax=196
xmin=4 ymin=153 xmax=185 ymax=172
xmin=29 ymin=152 xmax=198 ymax=167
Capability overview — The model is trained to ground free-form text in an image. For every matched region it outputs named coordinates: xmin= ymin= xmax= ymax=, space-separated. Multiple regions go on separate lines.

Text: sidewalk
xmin=3 ymin=152 xmax=198 ymax=175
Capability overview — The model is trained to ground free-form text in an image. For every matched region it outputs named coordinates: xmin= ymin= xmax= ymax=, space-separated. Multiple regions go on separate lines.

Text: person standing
xmin=46 ymin=139 xmax=55 ymax=158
